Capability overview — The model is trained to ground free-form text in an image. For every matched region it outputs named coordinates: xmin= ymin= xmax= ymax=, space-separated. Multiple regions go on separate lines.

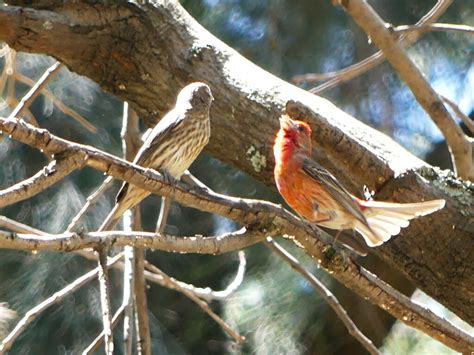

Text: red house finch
xmin=99 ymin=82 xmax=213 ymax=231
xmin=273 ymin=115 xmax=445 ymax=247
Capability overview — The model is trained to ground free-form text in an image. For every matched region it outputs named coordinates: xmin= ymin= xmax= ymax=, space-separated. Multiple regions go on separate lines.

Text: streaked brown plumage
xmin=99 ymin=82 xmax=213 ymax=231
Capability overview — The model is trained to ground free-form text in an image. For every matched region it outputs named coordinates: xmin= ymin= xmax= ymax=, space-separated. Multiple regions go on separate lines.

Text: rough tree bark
xmin=0 ymin=0 xmax=472 ymax=325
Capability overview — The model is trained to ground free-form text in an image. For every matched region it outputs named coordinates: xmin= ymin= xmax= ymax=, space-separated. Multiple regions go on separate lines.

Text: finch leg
xmin=181 ymin=170 xmax=213 ymax=194
xmin=160 ymin=170 xmax=176 ymax=187
xmin=333 ymin=229 xmax=343 ymax=245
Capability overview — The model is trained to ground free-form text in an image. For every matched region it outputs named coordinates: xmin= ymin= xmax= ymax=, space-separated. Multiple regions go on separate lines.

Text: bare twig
xmin=14 ymin=72 xmax=96 ymax=133
xmin=441 ymin=96 xmax=474 ymax=135
xmin=122 ymin=230 xmax=135 ymax=355
xmin=0 ymin=154 xmax=85 ymax=208
xmin=0 ymin=253 xmax=123 ymax=353
xmin=8 ymin=61 xmax=63 ymax=120
xmin=66 ymin=176 xmax=114 ymax=232
xmin=0 ymin=215 xmax=245 ymax=302
xmin=0 ymin=228 xmax=266 ymax=254
xmin=394 ymin=23 xmax=474 ymax=36
xmin=336 ymin=0 xmax=473 ymax=180
xmin=292 ymin=0 xmax=452 ymax=91
xmin=121 ymin=102 xmax=151 ymax=355
xmin=144 ymin=250 xmax=246 ymax=303
xmin=265 ymin=237 xmax=380 ymax=355
xmin=82 ymin=304 xmax=126 ymax=355
xmin=134 ymin=249 xmax=151 ymax=355
xmin=145 ymin=262 xmax=245 ymax=343
xmin=97 ymin=247 xmax=114 ymax=354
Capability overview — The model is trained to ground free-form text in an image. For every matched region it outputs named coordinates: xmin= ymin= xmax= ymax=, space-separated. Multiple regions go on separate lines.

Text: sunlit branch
xmin=67 ymin=176 xmax=114 ymax=232
xmin=291 ymin=0 xmax=452 ymax=90
xmin=441 ymin=95 xmax=474 ymax=135
xmin=0 ymin=215 xmax=245 ymax=302
xmin=265 ymin=237 xmax=380 ymax=355
xmin=14 ymin=72 xmax=97 ymax=133
xmin=0 ymin=253 xmax=123 ymax=353
xmin=393 ymin=23 xmax=474 ymax=36
xmin=335 ymin=0 xmax=473 ymax=180
xmin=145 ymin=262 xmax=245 ymax=343
xmin=82 ymin=304 xmax=126 ymax=355
xmin=0 ymin=154 xmax=85 ymax=208
xmin=121 ymin=102 xmax=151 ymax=355
xmin=96 ymin=247 xmax=114 ymax=354
xmin=8 ymin=61 xmax=63 ymax=120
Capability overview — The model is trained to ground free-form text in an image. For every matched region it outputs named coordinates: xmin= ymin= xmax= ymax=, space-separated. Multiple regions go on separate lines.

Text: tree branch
xmin=0 ymin=153 xmax=85 ymax=208
xmin=83 ymin=304 xmax=126 ymax=355
xmin=393 ymin=23 xmax=474 ymax=36
xmin=292 ymin=0 xmax=452 ymax=89
xmin=335 ymin=0 xmax=473 ymax=180
xmin=265 ymin=237 xmax=380 ymax=355
xmin=145 ymin=262 xmax=245 ymax=343
xmin=8 ymin=61 xmax=63 ymax=119
xmin=0 ymin=253 xmax=123 ymax=353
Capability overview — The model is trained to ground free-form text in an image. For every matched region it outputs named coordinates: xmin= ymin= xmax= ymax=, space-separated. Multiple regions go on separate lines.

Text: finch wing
xmin=301 ymin=157 xmax=369 ymax=226
xmin=116 ymin=109 xmax=185 ymax=203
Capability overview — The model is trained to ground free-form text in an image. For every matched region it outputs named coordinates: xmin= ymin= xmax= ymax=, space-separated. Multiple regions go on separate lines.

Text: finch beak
xmin=279 ymin=115 xmax=298 ymax=131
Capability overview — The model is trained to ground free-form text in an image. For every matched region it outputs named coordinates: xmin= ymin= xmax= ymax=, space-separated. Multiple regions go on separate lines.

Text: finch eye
xmin=297 ymin=125 xmax=305 ymax=133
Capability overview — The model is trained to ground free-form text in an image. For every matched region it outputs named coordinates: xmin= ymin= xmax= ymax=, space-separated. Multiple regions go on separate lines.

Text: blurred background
xmin=0 ymin=0 xmax=473 ymax=353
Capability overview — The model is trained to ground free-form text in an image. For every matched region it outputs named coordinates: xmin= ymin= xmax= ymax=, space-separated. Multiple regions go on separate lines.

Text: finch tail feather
xmin=355 ymin=199 xmax=446 ymax=247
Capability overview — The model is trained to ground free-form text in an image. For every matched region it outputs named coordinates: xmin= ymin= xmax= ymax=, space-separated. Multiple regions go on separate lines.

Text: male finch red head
xmin=273 ymin=115 xmax=446 ymax=247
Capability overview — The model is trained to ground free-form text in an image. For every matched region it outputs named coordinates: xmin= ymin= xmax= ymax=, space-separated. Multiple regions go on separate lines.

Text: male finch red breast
xmin=99 ymin=82 xmax=213 ymax=231
xmin=273 ymin=115 xmax=446 ymax=247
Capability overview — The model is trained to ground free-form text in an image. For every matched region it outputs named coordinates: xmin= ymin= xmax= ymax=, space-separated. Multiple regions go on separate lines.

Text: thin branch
xmin=145 ymin=262 xmax=245 ymax=344
xmin=0 ymin=117 xmax=472 ymax=352
xmin=0 ymin=215 xmax=245 ymax=302
xmin=0 ymin=228 xmax=266 ymax=254
xmin=144 ymin=251 xmax=246 ymax=303
xmin=66 ymin=176 xmax=114 ymax=232
xmin=146 ymin=250 xmax=247 ymax=302
xmin=14 ymin=72 xmax=97 ymax=133
xmin=292 ymin=0 xmax=452 ymax=90
xmin=441 ymin=95 xmax=474 ymax=135
xmin=336 ymin=0 xmax=473 ymax=180
xmin=122 ymin=242 xmax=135 ymax=355
xmin=0 ymin=253 xmax=123 ymax=353
xmin=0 ymin=154 xmax=85 ymax=208
xmin=121 ymin=101 xmax=151 ymax=355
xmin=134 ymin=249 xmax=151 ymax=355
xmin=8 ymin=61 xmax=63 ymax=120
xmin=265 ymin=237 xmax=380 ymax=355
xmin=97 ymin=247 xmax=114 ymax=354
xmin=394 ymin=23 xmax=474 ymax=36
xmin=82 ymin=304 xmax=126 ymax=355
